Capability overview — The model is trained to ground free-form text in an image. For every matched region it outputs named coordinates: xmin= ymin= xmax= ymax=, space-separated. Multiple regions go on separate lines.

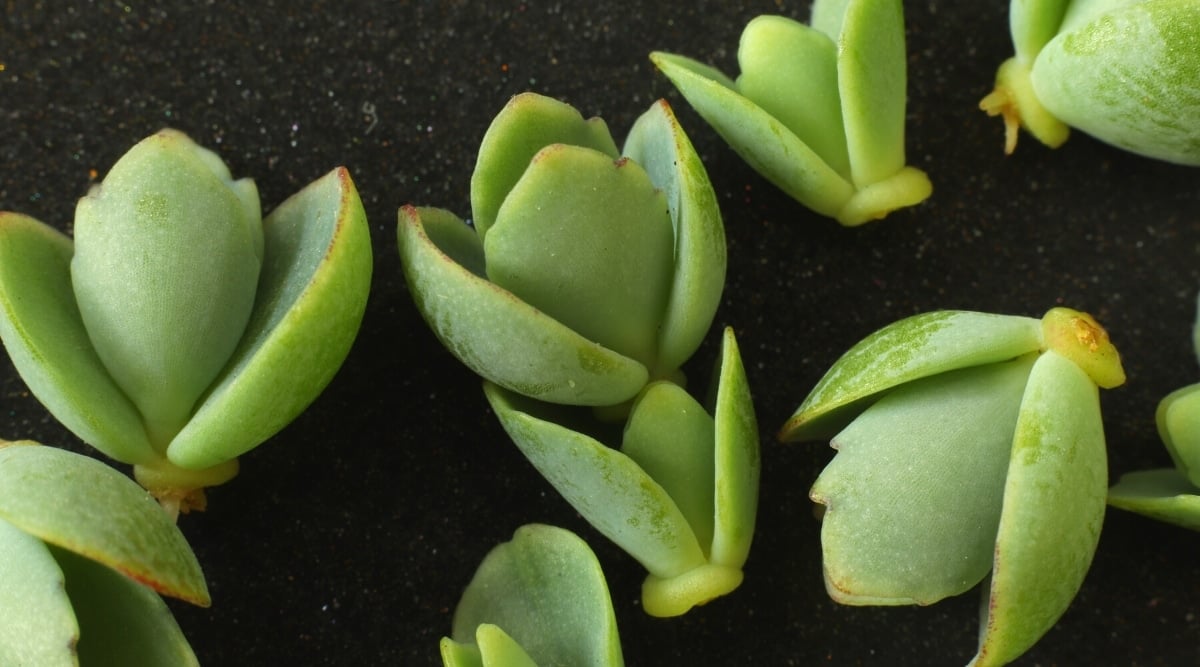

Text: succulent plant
xmin=485 ymin=327 xmax=759 ymax=617
xmin=0 ymin=440 xmax=207 ymax=665
xmin=649 ymin=0 xmax=933 ymax=225
xmin=440 ymin=524 xmax=624 ymax=667
xmin=1109 ymin=292 xmax=1200 ymax=529
xmin=980 ymin=0 xmax=1200 ymax=165
xmin=780 ymin=308 xmax=1125 ymax=667
xmin=0 ymin=130 xmax=373 ymax=515
xmin=397 ymin=93 xmax=725 ymax=409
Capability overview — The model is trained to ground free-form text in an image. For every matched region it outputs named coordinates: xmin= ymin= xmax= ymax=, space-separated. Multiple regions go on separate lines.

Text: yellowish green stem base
xmin=134 ymin=457 xmax=240 ymax=521
xmin=641 ymin=563 xmax=744 ymax=617
xmin=979 ymin=57 xmax=1070 ymax=154
xmin=836 ymin=166 xmax=933 ymax=227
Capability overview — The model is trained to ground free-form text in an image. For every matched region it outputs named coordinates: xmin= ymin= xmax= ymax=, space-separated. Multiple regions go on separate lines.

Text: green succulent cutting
xmin=398 ymin=93 xmax=725 ymax=409
xmin=649 ymin=0 xmax=932 ymax=225
xmin=0 ymin=130 xmax=373 ymax=515
xmin=781 ymin=307 xmax=1124 ymax=667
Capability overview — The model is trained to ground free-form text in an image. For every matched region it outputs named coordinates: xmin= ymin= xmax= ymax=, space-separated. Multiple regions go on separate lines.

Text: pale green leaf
xmin=0 ymin=443 xmax=208 ymax=606
xmin=471 ymin=93 xmax=620 ymax=240
xmin=838 ymin=0 xmax=907 ymax=188
xmin=440 ymin=637 xmax=483 ymax=667
xmin=622 ymin=382 xmax=716 ymax=554
xmin=484 ymin=144 xmax=675 ymax=371
xmin=1155 ymin=382 xmax=1200 ymax=487
xmin=475 ymin=624 xmax=539 ymax=667
xmin=781 ymin=311 xmax=1044 ymax=442
xmin=649 ymin=50 xmax=855 ymax=217
xmin=1031 ymin=1 xmax=1200 ymax=166
xmin=810 ymin=0 xmax=851 ymax=40
xmin=1108 ymin=468 xmax=1200 ymax=531
xmin=71 ymin=130 xmax=263 ymax=445
xmin=710 ymin=327 xmax=760 ymax=569
xmin=736 ymin=15 xmax=849 ymax=177
xmin=50 ymin=545 xmax=198 ymax=667
xmin=168 ymin=167 xmax=372 ymax=469
xmin=975 ymin=350 xmax=1107 ymax=667
xmin=484 ymin=383 xmax=706 ymax=578
xmin=0 ymin=518 xmax=77 ymax=667
xmin=398 ymin=207 xmax=647 ymax=406
xmin=0 ymin=212 xmax=155 ymax=465
xmin=450 ymin=524 xmax=624 ymax=667
xmin=811 ymin=356 xmax=1032 ymax=605
xmin=622 ymin=100 xmax=726 ymax=376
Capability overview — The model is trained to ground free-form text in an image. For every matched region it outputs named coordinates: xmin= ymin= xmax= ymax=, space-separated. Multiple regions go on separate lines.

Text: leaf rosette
xmin=0 ymin=130 xmax=373 ymax=514
xmin=780 ymin=307 xmax=1124 ymax=667
xmin=0 ymin=440 xmax=206 ymax=665
xmin=649 ymin=0 xmax=933 ymax=225
xmin=981 ymin=0 xmax=1200 ymax=165
xmin=397 ymin=93 xmax=725 ymax=409
xmin=484 ymin=328 xmax=759 ymax=618
xmin=440 ymin=524 xmax=624 ymax=667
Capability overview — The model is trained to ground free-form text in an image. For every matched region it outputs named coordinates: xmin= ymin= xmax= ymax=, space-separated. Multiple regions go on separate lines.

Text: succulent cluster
xmin=1 ymin=0 xmax=1198 ymax=665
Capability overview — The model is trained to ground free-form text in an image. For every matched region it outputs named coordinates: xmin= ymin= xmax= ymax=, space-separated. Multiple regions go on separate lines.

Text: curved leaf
xmin=974 ymin=350 xmax=1107 ymax=667
xmin=0 ymin=518 xmax=77 ymax=667
xmin=169 ymin=167 xmax=372 ymax=469
xmin=50 ymin=544 xmax=198 ymax=667
xmin=622 ymin=99 xmax=726 ymax=376
xmin=484 ymin=383 xmax=706 ymax=578
xmin=0 ymin=212 xmax=155 ymax=465
xmin=710 ymin=327 xmax=760 ymax=569
xmin=471 ymin=93 xmax=620 ymax=240
xmin=649 ymin=51 xmax=855 ymax=217
xmin=0 ymin=442 xmax=208 ymax=606
xmin=448 ymin=524 xmax=624 ymax=667
xmin=1108 ymin=468 xmax=1200 ymax=531
xmin=485 ymin=144 xmax=674 ymax=371
xmin=810 ymin=356 xmax=1032 ymax=605
xmin=781 ymin=311 xmax=1044 ymax=442
xmin=1009 ymin=0 xmax=1071 ymax=63
xmin=399 ymin=206 xmax=647 ymax=405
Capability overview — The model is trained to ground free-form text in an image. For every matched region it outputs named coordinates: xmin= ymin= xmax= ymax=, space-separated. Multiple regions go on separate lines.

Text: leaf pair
xmin=782 ymin=308 xmax=1123 ymax=667
xmin=486 ymin=328 xmax=759 ymax=617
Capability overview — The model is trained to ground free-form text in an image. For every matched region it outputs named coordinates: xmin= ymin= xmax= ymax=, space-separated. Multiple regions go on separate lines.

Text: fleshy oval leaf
xmin=622 ymin=99 xmax=727 ymax=376
xmin=1107 ymin=468 xmax=1200 ymax=531
xmin=781 ymin=311 xmax=1044 ymax=442
xmin=0 ymin=442 xmax=209 ymax=606
xmin=974 ymin=350 xmax=1107 ymax=667
xmin=50 ymin=544 xmax=198 ymax=667
xmin=484 ymin=144 xmax=674 ymax=372
xmin=649 ymin=51 xmax=856 ymax=218
xmin=71 ymin=129 xmax=263 ymax=445
xmin=483 ymin=383 xmax=706 ymax=579
xmin=167 ymin=167 xmax=372 ymax=469
xmin=0 ymin=518 xmax=77 ymax=667
xmin=448 ymin=524 xmax=624 ymax=667
xmin=1031 ymin=1 xmax=1200 ymax=166
xmin=471 ymin=93 xmax=620 ymax=240
xmin=736 ymin=15 xmax=849 ymax=177
xmin=0 ymin=212 xmax=156 ymax=465
xmin=398 ymin=206 xmax=648 ymax=405
xmin=810 ymin=356 xmax=1032 ymax=605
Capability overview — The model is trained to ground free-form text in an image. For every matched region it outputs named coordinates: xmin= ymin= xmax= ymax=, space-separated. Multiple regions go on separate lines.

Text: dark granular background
xmin=3 ymin=2 xmax=1199 ymax=665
